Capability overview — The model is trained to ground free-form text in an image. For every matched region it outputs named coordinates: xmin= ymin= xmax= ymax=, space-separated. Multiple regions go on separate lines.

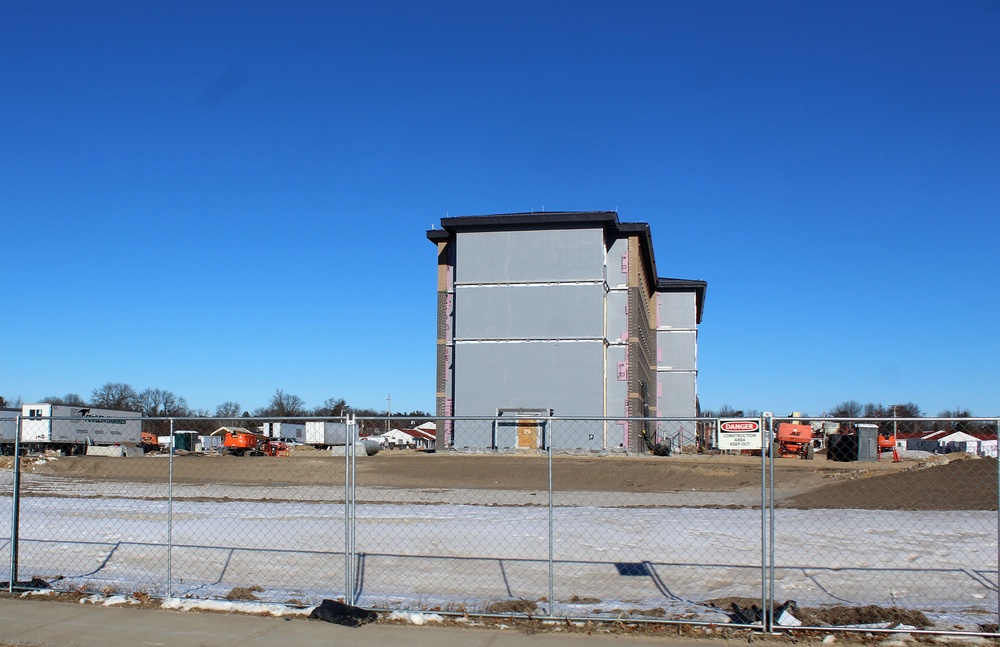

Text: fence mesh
xmin=768 ymin=416 xmax=999 ymax=632
xmin=0 ymin=413 xmax=996 ymax=635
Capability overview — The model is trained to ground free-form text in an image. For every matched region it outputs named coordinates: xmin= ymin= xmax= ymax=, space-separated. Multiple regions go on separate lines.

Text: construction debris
xmin=308 ymin=599 xmax=378 ymax=627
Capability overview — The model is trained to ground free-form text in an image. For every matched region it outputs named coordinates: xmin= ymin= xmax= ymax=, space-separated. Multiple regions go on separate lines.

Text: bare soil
xmin=4 ymin=449 xmax=995 ymax=510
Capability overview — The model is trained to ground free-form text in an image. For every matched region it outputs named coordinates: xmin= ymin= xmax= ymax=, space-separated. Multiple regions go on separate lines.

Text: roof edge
xmin=657 ymin=278 xmax=708 ymax=324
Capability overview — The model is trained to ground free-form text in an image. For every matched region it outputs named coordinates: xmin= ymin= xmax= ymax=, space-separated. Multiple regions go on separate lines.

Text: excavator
xmin=878 ymin=429 xmax=901 ymax=462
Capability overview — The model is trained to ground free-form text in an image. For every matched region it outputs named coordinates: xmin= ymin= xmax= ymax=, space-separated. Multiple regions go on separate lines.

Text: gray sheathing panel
xmin=657 ymin=291 xmax=697 ymax=328
xmin=605 ymin=344 xmax=628 ymax=417
xmin=606 ymin=290 xmax=628 ymax=343
xmin=657 ymin=371 xmax=698 ymax=418
xmin=452 ymin=340 xmax=605 ymax=448
xmin=657 ymin=330 xmax=697 ymax=370
xmin=454 ymin=284 xmax=604 ymax=340
xmin=455 ymin=228 xmax=604 ymax=283
xmin=606 ymin=238 xmax=629 ymax=288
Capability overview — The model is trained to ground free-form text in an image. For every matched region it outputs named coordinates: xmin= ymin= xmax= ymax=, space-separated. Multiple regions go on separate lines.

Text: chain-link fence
xmin=1 ymin=413 xmax=996 ymax=636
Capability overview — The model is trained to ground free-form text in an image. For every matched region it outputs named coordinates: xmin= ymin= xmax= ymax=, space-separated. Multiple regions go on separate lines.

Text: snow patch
xmin=160 ymin=598 xmax=313 ymax=617
xmin=22 ymin=589 xmax=55 ymax=597
xmin=387 ymin=611 xmax=444 ymax=625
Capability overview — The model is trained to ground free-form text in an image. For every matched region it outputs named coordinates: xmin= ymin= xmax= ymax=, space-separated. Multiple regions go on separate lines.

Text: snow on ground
xmin=0 ymin=494 xmax=995 ymax=626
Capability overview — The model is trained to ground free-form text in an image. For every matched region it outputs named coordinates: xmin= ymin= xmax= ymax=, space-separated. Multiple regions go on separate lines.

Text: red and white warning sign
xmin=717 ymin=419 xmax=763 ymax=450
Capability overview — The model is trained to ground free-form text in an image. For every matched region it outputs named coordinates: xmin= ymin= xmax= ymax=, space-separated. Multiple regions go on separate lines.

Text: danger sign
xmin=718 ymin=419 xmax=763 ymax=450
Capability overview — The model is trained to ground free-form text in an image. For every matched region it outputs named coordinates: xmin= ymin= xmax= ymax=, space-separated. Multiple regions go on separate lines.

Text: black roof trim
xmin=427 ymin=211 xmax=659 ymax=281
xmin=656 ymin=278 xmax=708 ymax=324
xmin=427 ymin=212 xmax=708 ymax=323
xmin=434 ymin=211 xmax=618 ymax=233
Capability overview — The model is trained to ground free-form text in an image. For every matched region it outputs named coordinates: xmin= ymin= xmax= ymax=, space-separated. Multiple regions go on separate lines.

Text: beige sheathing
xmin=624 ymin=236 xmax=656 ymax=452
xmin=434 ymin=240 xmax=451 ymax=448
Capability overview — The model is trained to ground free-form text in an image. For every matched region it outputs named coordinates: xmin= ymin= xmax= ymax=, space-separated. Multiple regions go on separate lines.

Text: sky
xmin=1 ymin=1 xmax=997 ymax=417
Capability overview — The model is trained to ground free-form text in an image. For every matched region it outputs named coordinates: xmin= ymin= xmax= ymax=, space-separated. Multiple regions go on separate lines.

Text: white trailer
xmin=0 ymin=408 xmax=20 ymax=453
xmin=305 ymin=421 xmax=349 ymax=447
xmin=304 ymin=420 xmax=379 ymax=455
xmin=17 ymin=403 xmax=142 ymax=455
xmin=259 ymin=422 xmax=306 ymax=443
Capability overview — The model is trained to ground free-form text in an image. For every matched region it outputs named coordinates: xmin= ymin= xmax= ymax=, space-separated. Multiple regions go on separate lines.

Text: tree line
xmin=0 ymin=384 xmax=431 ymax=421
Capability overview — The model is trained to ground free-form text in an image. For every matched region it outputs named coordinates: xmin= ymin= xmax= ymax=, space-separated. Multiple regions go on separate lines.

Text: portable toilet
xmin=855 ymin=424 xmax=879 ymax=462
xmin=173 ymin=430 xmax=198 ymax=451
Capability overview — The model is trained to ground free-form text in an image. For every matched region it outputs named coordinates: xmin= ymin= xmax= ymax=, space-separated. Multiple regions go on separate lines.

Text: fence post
xmin=996 ymin=418 xmax=999 ymax=627
xmin=167 ymin=417 xmax=174 ymax=598
xmin=760 ymin=414 xmax=774 ymax=632
xmin=547 ymin=415 xmax=554 ymax=617
xmin=344 ymin=414 xmax=356 ymax=606
xmin=7 ymin=415 xmax=22 ymax=592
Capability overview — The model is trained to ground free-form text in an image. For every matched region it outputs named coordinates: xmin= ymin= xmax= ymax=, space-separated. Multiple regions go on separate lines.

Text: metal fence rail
xmin=1 ymin=413 xmax=996 ymax=636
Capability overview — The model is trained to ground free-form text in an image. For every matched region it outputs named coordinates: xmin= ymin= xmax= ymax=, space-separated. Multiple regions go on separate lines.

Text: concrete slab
xmin=0 ymin=597 xmax=760 ymax=647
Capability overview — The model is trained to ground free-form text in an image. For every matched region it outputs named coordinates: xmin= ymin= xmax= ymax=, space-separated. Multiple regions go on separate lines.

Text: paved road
xmin=0 ymin=597 xmax=769 ymax=647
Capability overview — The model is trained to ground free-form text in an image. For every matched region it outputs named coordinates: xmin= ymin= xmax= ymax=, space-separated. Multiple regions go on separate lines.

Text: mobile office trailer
xmin=0 ymin=408 xmax=20 ymax=453
xmin=259 ymin=422 xmax=306 ymax=442
xmin=305 ymin=421 xmax=380 ymax=456
xmin=304 ymin=421 xmax=348 ymax=447
xmin=17 ymin=403 xmax=142 ymax=455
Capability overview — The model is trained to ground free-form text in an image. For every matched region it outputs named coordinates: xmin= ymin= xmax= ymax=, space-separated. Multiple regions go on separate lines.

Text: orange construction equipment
xmin=220 ymin=429 xmax=288 ymax=456
xmin=775 ymin=422 xmax=816 ymax=459
xmin=140 ymin=431 xmax=159 ymax=454
xmin=877 ymin=430 xmax=900 ymax=462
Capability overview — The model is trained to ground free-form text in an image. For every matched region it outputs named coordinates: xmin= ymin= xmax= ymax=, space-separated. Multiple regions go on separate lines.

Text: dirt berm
xmin=5 ymin=450 xmax=995 ymax=510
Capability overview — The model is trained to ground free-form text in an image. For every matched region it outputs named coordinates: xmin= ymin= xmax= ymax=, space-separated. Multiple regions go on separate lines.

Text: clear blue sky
xmin=2 ymin=1 xmax=997 ymax=417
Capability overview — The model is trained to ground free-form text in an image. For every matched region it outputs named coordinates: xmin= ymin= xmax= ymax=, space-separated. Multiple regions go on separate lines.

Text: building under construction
xmin=427 ymin=211 xmax=706 ymax=452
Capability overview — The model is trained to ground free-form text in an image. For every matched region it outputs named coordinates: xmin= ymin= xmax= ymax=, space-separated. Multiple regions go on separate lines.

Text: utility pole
xmin=386 ymin=394 xmax=391 ymax=435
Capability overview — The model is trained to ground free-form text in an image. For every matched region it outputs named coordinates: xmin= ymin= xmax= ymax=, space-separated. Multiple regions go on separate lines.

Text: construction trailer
xmin=259 ymin=422 xmax=306 ymax=443
xmin=304 ymin=421 xmax=348 ymax=447
xmin=13 ymin=403 xmax=142 ymax=455
xmin=0 ymin=408 xmax=20 ymax=454
xmin=304 ymin=421 xmax=380 ymax=456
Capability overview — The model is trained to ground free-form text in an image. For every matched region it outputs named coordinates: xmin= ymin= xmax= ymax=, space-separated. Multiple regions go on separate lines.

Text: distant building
xmin=897 ymin=430 xmax=998 ymax=458
xmin=375 ymin=428 xmax=435 ymax=450
xmin=427 ymin=211 xmax=706 ymax=452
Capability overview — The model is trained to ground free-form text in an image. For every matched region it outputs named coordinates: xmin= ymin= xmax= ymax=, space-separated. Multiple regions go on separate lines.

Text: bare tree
xmin=254 ymin=389 xmax=307 ymax=417
xmin=704 ymin=405 xmax=758 ymax=418
xmin=215 ymin=401 xmax=243 ymax=418
xmin=91 ymin=383 xmax=140 ymax=411
xmin=41 ymin=394 xmax=87 ymax=406
xmin=891 ymin=402 xmax=922 ymax=418
xmin=138 ymin=388 xmax=190 ymax=416
xmin=828 ymin=400 xmax=863 ymax=418
xmin=862 ymin=402 xmax=886 ymax=418
xmin=313 ymin=397 xmax=347 ymax=417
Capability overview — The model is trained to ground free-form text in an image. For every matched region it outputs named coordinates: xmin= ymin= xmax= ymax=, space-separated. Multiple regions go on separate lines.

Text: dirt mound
xmin=703 ymin=597 xmax=932 ymax=627
xmin=782 ymin=456 xmax=998 ymax=510
xmin=795 ymin=604 xmax=930 ymax=627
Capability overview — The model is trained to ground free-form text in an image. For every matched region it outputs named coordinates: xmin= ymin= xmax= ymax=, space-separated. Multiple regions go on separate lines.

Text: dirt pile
xmin=783 ymin=455 xmax=997 ymax=510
